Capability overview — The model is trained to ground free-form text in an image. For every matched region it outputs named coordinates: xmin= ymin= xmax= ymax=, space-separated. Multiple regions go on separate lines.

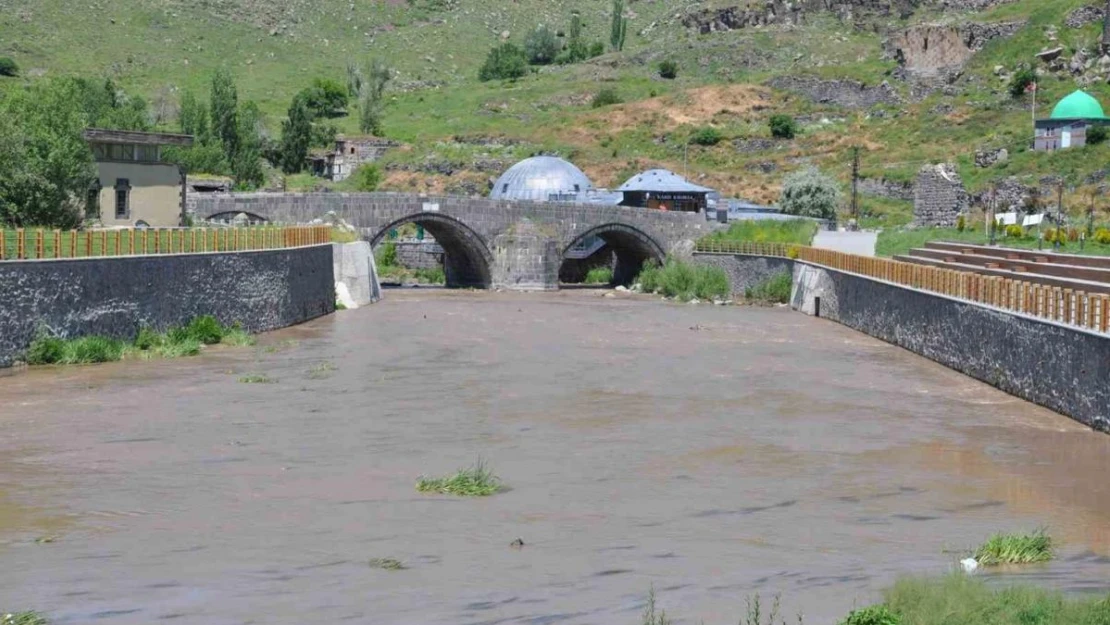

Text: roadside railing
xmin=695 ymin=240 xmax=1110 ymax=334
xmin=0 ymin=226 xmax=332 ymax=261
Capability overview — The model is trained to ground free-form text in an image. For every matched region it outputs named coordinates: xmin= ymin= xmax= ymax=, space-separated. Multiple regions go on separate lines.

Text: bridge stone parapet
xmin=191 ymin=192 xmax=720 ymax=289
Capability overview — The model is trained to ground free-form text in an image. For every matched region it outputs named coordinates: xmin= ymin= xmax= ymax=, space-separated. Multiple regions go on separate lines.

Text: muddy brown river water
xmin=2 ymin=290 xmax=1110 ymax=625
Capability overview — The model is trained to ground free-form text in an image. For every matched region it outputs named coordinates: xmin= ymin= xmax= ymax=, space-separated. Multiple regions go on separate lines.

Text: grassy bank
xmin=374 ymin=241 xmax=447 ymax=285
xmin=702 ymin=220 xmax=819 ymax=246
xmin=638 ymin=259 xmax=730 ymax=302
xmin=876 ymin=227 xmax=1110 ymax=258
xmin=744 ymin=272 xmax=793 ymax=305
xmin=25 ymin=316 xmax=253 ymax=366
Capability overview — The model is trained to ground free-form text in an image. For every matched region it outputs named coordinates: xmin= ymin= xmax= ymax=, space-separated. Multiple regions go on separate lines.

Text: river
xmin=1 ymin=290 xmax=1109 ymax=624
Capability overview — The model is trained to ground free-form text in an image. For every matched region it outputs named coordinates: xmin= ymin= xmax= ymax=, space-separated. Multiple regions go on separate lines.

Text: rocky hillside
xmin=2 ymin=0 xmax=1109 ymax=223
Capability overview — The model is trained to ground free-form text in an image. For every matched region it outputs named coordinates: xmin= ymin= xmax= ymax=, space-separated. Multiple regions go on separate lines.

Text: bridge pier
xmin=490 ymin=221 xmax=560 ymax=291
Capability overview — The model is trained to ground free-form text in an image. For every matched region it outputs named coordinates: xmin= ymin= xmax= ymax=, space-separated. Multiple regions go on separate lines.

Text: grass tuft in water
xmin=368 ymin=557 xmax=405 ymax=570
xmin=974 ymin=528 xmax=1053 ymax=565
xmin=238 ymin=374 xmax=275 ymax=384
xmin=1 ymin=613 xmax=48 ymax=625
xmin=220 ymin=328 xmax=256 ymax=347
xmin=642 ymin=586 xmax=671 ymax=625
xmin=416 ymin=458 xmax=503 ymax=496
xmin=307 ymin=362 xmax=338 ymax=379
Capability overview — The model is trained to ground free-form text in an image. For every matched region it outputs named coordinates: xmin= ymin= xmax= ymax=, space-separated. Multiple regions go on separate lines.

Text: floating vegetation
xmin=307 ymin=362 xmax=338 ymax=379
xmin=974 ymin=528 xmax=1053 ymax=565
xmin=416 ymin=458 xmax=504 ymax=496
xmin=368 ymin=557 xmax=405 ymax=570
xmin=238 ymin=374 xmax=275 ymax=384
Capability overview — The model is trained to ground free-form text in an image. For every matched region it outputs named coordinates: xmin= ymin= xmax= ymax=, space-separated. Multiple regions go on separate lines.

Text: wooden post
xmin=34 ymin=230 xmax=44 ymax=259
xmin=0 ymin=228 xmax=5 ymax=260
xmin=52 ymin=230 xmax=60 ymax=258
xmin=1101 ymin=295 xmax=1110 ymax=333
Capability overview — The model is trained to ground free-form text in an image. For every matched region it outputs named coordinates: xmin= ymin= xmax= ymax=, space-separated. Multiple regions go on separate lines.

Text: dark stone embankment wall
xmin=791 ymin=262 xmax=1110 ymax=432
xmin=0 ymin=246 xmax=335 ymax=367
xmin=691 ymin=253 xmax=795 ymax=296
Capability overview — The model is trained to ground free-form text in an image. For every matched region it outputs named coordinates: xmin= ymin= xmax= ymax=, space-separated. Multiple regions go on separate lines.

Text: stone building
xmin=1034 ymin=90 xmax=1110 ymax=151
xmin=309 ymin=136 xmax=397 ymax=181
xmin=83 ymin=129 xmax=193 ymax=227
xmin=913 ymin=163 xmax=968 ymax=227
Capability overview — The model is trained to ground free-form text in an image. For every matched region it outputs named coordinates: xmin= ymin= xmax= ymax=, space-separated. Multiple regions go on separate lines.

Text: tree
xmin=779 ymin=166 xmax=841 ymax=220
xmin=359 ymin=59 xmax=391 ymax=135
xmin=1088 ymin=124 xmax=1108 ymax=145
xmin=350 ymin=164 xmax=382 ymax=191
xmin=658 ymin=59 xmax=678 ymax=79
xmin=72 ymin=78 xmax=151 ymax=131
xmin=525 ymin=25 xmax=560 ymax=65
xmin=478 ymin=43 xmax=529 ymax=82
xmin=298 ymin=78 xmax=349 ymax=119
xmin=610 ymin=0 xmax=627 ymax=52
xmin=0 ymin=79 xmax=96 ymax=228
xmin=210 ymin=69 xmax=239 ymax=160
xmin=0 ymin=57 xmax=18 ymax=77
xmin=769 ymin=114 xmax=797 ymax=139
xmin=1009 ymin=68 xmax=1036 ymax=100
xmin=346 ymin=62 xmax=363 ymax=98
xmin=232 ymin=101 xmax=266 ymax=189
xmin=279 ymin=97 xmax=312 ymax=174
xmin=178 ymin=91 xmax=212 ymax=143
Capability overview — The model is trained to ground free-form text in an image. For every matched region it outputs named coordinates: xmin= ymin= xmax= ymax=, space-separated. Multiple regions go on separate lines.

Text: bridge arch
xmin=370 ymin=213 xmax=493 ymax=289
xmin=561 ymin=223 xmax=667 ymax=286
xmin=205 ymin=211 xmax=270 ymax=225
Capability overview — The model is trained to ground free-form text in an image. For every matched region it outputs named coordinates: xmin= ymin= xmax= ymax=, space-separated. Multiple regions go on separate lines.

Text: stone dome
xmin=489 ymin=156 xmax=594 ymax=201
xmin=1050 ymin=90 xmax=1108 ymax=121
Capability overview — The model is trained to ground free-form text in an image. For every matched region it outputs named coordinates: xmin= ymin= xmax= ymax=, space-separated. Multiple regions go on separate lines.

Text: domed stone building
xmin=1034 ymin=90 xmax=1110 ymax=151
xmin=489 ymin=156 xmax=595 ymax=202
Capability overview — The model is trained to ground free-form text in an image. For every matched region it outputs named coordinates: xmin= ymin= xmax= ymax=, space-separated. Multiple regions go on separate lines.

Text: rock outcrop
xmin=767 ymin=76 xmax=900 ymax=108
xmin=1066 ymin=5 xmax=1103 ymax=28
xmin=885 ymin=21 xmax=1025 ymax=79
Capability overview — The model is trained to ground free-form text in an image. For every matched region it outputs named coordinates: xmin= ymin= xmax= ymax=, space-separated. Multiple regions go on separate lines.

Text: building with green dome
xmin=1034 ymin=89 xmax=1110 ymax=151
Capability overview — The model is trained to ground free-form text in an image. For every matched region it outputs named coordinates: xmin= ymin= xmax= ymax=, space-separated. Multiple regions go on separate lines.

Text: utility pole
xmin=850 ymin=146 xmax=860 ymax=220
xmin=1056 ymin=182 xmax=1065 ymax=250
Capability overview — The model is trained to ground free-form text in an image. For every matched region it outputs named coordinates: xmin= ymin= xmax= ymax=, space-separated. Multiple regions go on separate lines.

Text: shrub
xmin=1068 ymin=227 xmax=1080 ymax=242
xmin=413 ymin=266 xmax=446 ymax=284
xmin=839 ymin=605 xmax=901 ymax=625
xmin=375 ymin=241 xmax=398 ymax=268
xmin=478 ymin=43 xmax=529 ymax=82
xmin=1095 ymin=227 xmax=1110 ymax=244
xmin=636 ymin=258 xmax=730 ymax=302
xmin=659 ymin=59 xmax=678 ymax=79
xmin=524 ymin=25 xmax=560 ymax=65
xmin=689 ymin=126 xmax=723 ymax=146
xmin=584 ymin=266 xmax=614 ymax=284
xmin=769 ymin=114 xmax=797 ymax=139
xmin=26 ymin=333 xmax=66 ymax=365
xmin=974 ymin=529 xmax=1053 ymax=565
xmin=0 ymin=57 xmax=20 ymax=77
xmin=1005 ymin=224 xmax=1024 ymax=238
xmin=134 ymin=326 xmax=163 ymax=351
xmin=1088 ymin=125 xmax=1108 ymax=145
xmin=589 ymin=41 xmax=606 ymax=58
xmin=63 ymin=337 xmax=124 ymax=364
xmin=592 ymin=88 xmax=623 ymax=108
xmin=183 ymin=315 xmax=225 ymax=345
xmin=744 ymin=272 xmax=793 ymax=304
xmin=350 ymin=164 xmax=382 ymax=191
xmin=779 ymin=166 xmax=842 ymax=220
xmin=1009 ymin=68 xmax=1036 ymax=99
xmin=956 ymin=214 xmax=966 ymax=232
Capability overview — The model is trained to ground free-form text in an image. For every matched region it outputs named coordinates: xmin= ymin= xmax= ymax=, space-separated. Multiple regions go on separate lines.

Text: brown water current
xmin=1 ymin=290 xmax=1110 ymax=624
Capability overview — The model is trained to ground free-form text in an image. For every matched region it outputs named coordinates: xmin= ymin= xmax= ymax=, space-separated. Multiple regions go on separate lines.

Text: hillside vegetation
xmin=3 ymin=0 xmax=1110 ymax=221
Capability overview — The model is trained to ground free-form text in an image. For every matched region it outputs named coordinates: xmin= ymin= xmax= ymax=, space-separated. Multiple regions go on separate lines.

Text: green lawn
xmin=876 ymin=227 xmax=1110 ymax=258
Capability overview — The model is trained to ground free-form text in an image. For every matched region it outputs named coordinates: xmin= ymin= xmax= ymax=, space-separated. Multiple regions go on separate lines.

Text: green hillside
xmin=3 ymin=0 xmax=1110 ymax=222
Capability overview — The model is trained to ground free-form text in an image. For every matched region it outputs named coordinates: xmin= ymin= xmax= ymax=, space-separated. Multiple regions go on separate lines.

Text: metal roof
xmin=82 ymin=129 xmax=194 ymax=146
xmin=490 ymin=156 xmax=595 ymax=201
xmin=617 ymin=169 xmax=714 ymax=194
xmin=1050 ymin=90 xmax=1108 ymax=121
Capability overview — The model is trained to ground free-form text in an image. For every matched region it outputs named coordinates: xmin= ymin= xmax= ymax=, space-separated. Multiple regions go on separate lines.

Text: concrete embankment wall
xmin=0 ymin=246 xmax=335 ymax=367
xmin=691 ymin=253 xmax=795 ymax=296
xmin=696 ymin=253 xmax=1110 ymax=432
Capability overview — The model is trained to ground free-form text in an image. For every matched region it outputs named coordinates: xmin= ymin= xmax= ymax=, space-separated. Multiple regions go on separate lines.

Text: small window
xmin=350 ymin=147 xmax=356 ymax=155
xmin=86 ymin=184 xmax=101 ymax=219
xmin=114 ymin=178 xmax=131 ymax=219
xmin=502 ymin=184 xmax=509 ymax=193
xmin=109 ymin=144 xmax=135 ymax=161
xmin=136 ymin=145 xmax=159 ymax=162
xmin=573 ymin=184 xmax=580 ymax=192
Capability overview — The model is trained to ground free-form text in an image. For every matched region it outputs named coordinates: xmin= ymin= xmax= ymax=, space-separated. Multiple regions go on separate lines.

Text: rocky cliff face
xmin=885 ymin=21 xmax=1025 ymax=78
xmin=682 ymin=0 xmax=923 ymax=33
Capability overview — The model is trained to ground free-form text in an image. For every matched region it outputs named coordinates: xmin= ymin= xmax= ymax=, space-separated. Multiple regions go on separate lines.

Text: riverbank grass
xmin=584 ymin=267 xmax=614 ymax=285
xmin=25 ymin=316 xmax=255 ymax=366
xmin=974 ymin=529 xmax=1054 ymax=565
xmin=702 ymin=219 xmax=819 ymax=246
xmin=416 ymin=459 xmax=504 ymax=496
xmin=638 ymin=259 xmax=730 ymax=302
xmin=2 ymin=613 xmax=48 ymax=625
xmin=744 ymin=272 xmax=793 ymax=305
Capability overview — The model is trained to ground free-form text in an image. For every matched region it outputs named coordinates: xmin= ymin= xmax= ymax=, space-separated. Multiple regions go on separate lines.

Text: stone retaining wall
xmin=394 ymin=241 xmax=444 ymax=269
xmin=0 ymin=246 xmax=334 ymax=367
xmin=792 ymin=261 xmax=1110 ymax=432
xmin=692 ymin=253 xmax=796 ymax=296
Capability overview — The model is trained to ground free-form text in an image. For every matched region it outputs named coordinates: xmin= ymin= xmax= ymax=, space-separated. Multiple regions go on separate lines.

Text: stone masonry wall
xmin=0 ymin=246 xmax=334 ymax=368
xmin=913 ymin=163 xmax=969 ymax=226
xmin=791 ymin=261 xmax=1110 ymax=432
xmin=394 ymin=241 xmax=444 ymax=270
xmin=692 ymin=253 xmax=796 ymax=297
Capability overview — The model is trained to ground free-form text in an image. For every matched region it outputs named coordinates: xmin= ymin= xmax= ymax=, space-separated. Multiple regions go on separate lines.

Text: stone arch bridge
xmin=191 ymin=193 xmax=720 ymax=290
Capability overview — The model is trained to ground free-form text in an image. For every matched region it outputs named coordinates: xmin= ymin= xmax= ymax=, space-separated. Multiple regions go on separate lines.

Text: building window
xmin=136 ymin=145 xmax=159 ymax=162
xmin=114 ymin=179 xmax=131 ymax=219
xmin=502 ymin=184 xmax=509 ymax=193
xmin=109 ymin=144 xmax=135 ymax=161
xmin=86 ymin=183 xmax=101 ymax=219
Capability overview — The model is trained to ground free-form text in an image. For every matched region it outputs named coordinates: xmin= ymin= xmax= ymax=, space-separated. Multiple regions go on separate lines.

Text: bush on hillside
xmin=780 ymin=166 xmax=841 ymax=220
xmin=589 ymin=41 xmax=605 ymax=58
xmin=592 ymin=88 xmax=622 ymax=108
xmin=350 ymin=164 xmax=382 ymax=191
xmin=658 ymin=59 xmax=678 ymax=79
xmin=1088 ymin=124 xmax=1108 ymax=145
xmin=524 ymin=25 xmax=561 ymax=65
xmin=0 ymin=57 xmax=19 ymax=77
xmin=1008 ymin=68 xmax=1036 ymax=99
xmin=689 ymin=126 xmax=723 ymax=146
xmin=478 ymin=43 xmax=529 ymax=82
xmin=769 ymin=114 xmax=797 ymax=139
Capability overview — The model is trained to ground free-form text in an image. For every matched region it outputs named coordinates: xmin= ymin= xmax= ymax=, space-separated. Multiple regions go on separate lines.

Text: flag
xmin=1026 ymin=81 xmax=1038 ymax=93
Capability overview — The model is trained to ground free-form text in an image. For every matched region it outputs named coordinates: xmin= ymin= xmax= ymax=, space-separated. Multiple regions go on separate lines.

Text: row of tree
xmin=169 ymin=70 xmax=264 ymax=189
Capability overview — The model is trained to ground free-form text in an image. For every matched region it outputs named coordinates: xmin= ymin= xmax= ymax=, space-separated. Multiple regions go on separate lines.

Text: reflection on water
xmin=0 ymin=290 xmax=1108 ymax=624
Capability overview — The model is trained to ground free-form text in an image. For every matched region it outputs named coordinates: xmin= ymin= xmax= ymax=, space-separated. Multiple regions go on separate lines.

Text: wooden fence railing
xmin=0 ymin=226 xmax=332 ymax=261
xmin=695 ymin=239 xmax=1110 ymax=334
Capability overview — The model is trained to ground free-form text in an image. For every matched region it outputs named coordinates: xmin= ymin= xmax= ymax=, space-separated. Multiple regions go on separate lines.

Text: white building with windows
xmin=83 ymin=129 xmax=193 ymax=227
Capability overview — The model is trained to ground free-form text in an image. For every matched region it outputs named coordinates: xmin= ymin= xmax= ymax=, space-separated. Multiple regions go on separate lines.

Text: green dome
xmin=1050 ymin=90 xmax=1108 ymax=120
